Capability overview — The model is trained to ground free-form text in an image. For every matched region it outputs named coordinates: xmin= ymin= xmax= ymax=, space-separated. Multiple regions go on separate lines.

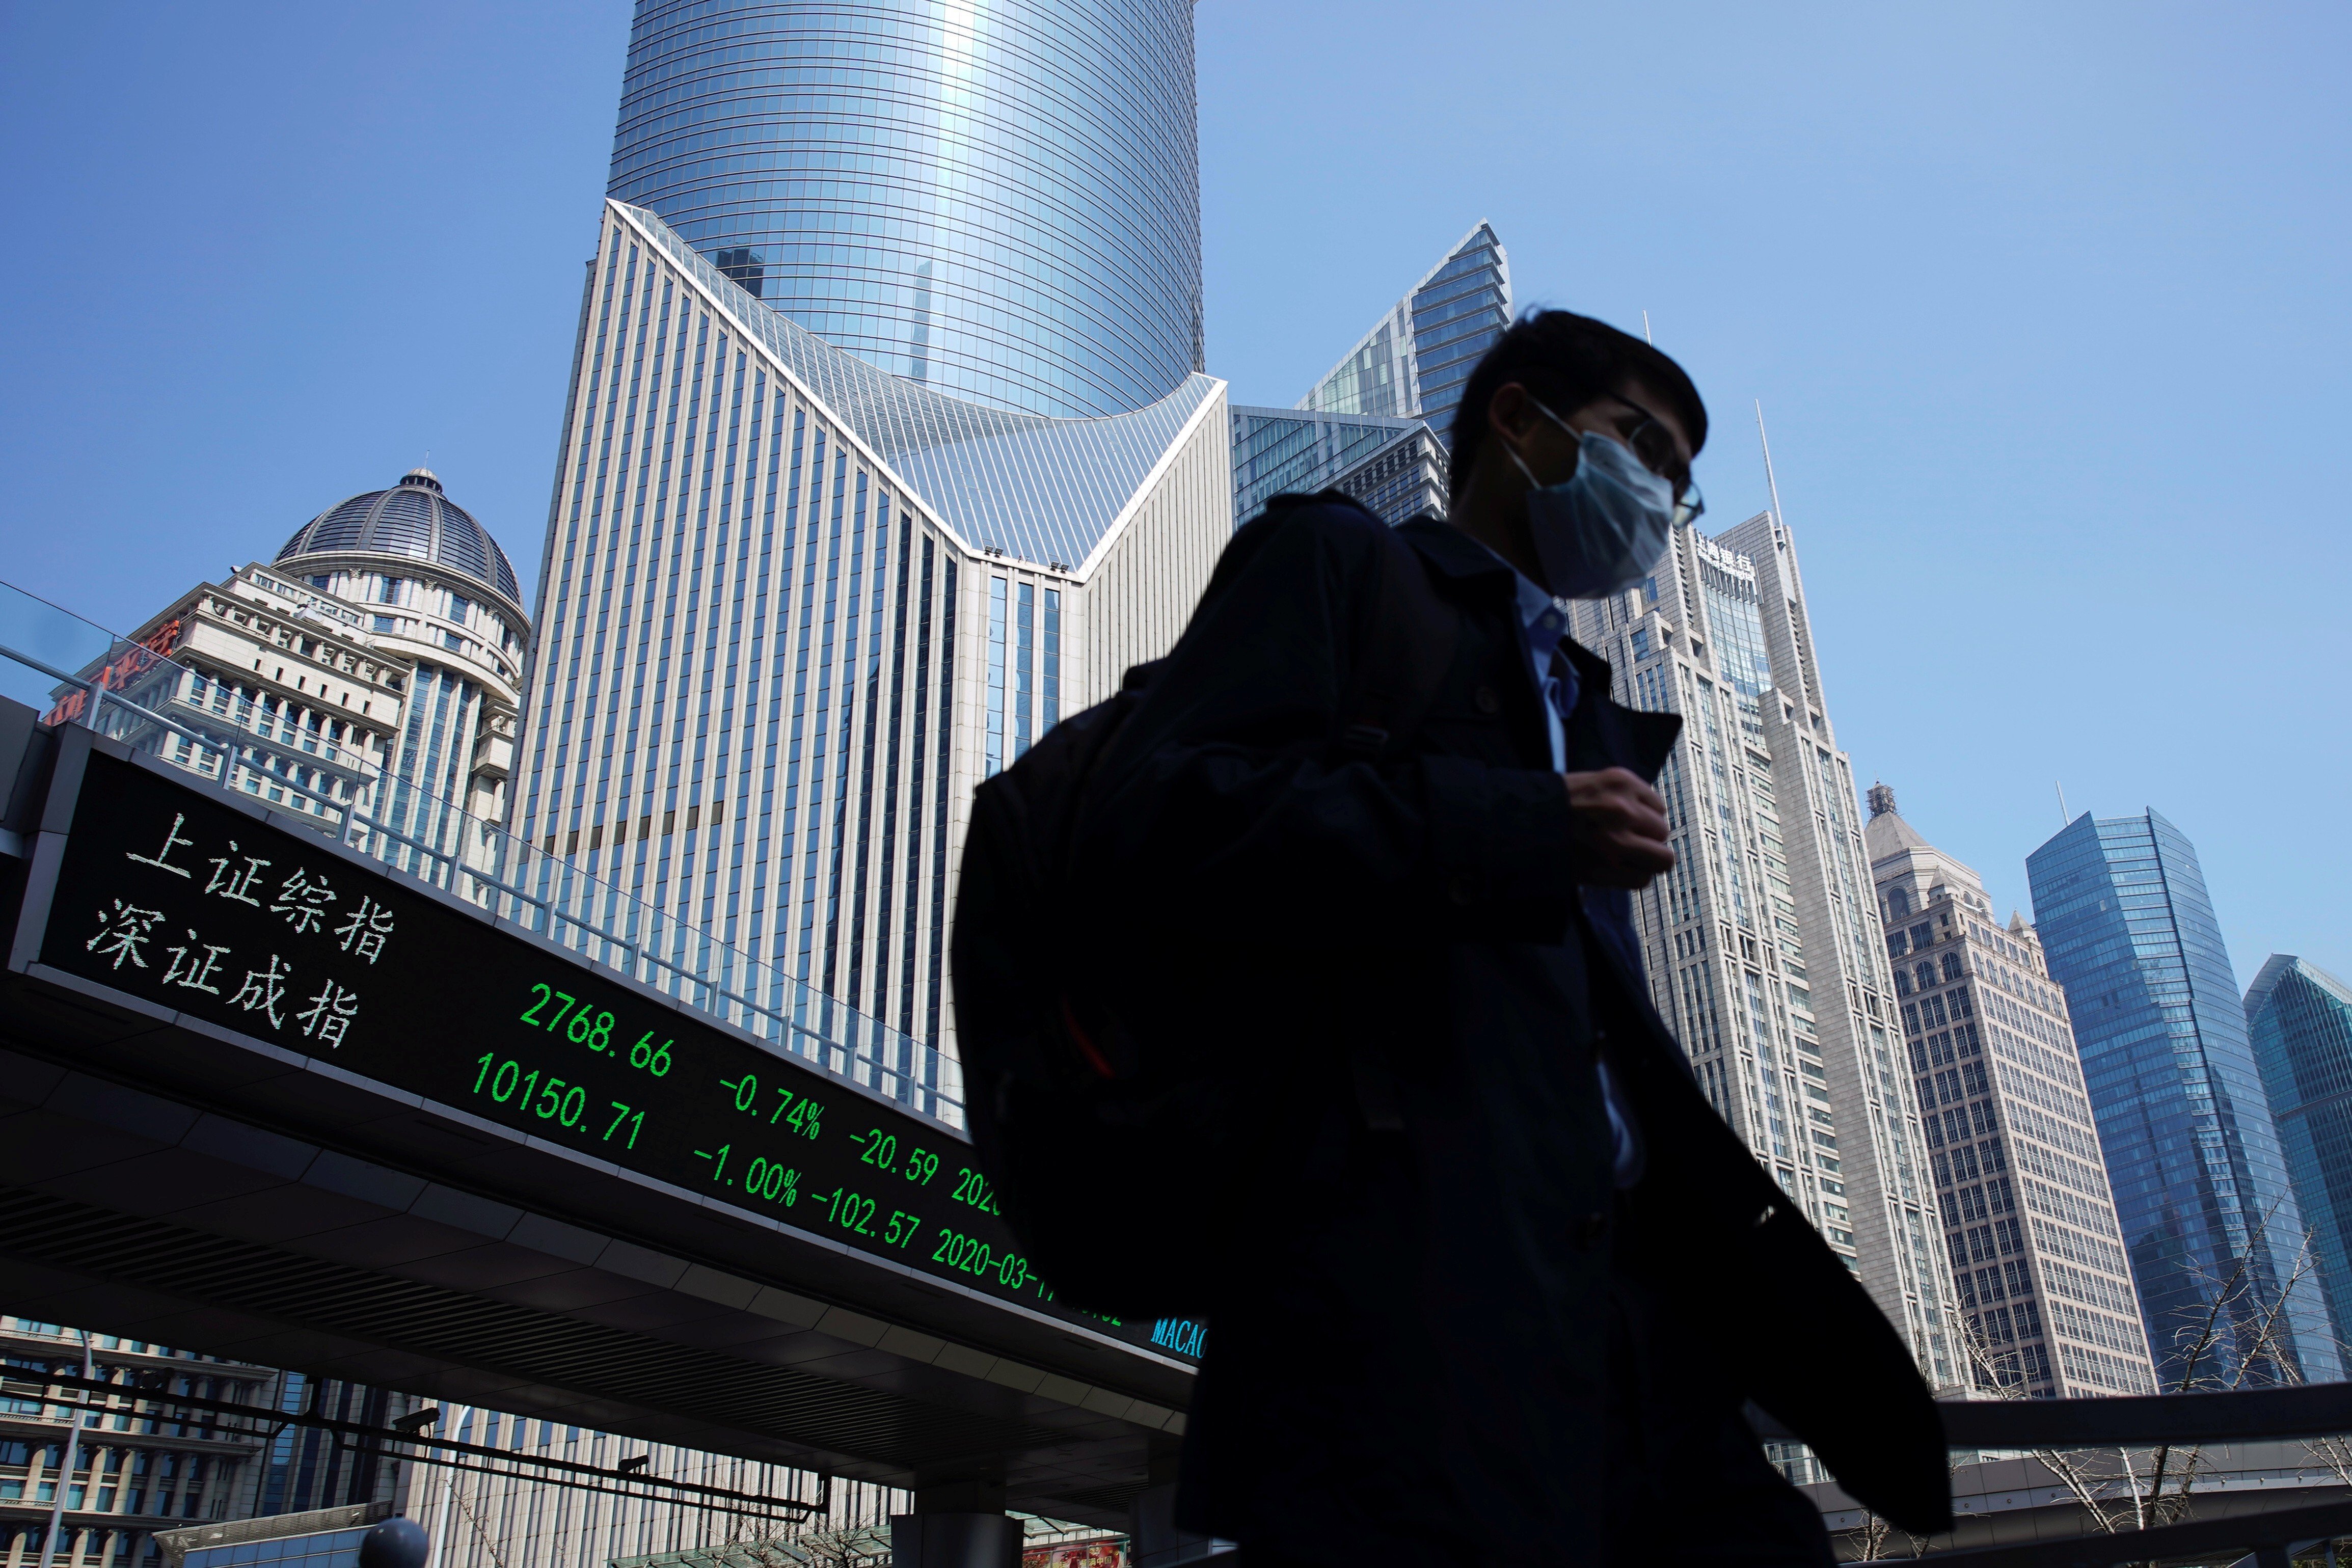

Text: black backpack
xmin=951 ymin=494 xmax=1459 ymax=1316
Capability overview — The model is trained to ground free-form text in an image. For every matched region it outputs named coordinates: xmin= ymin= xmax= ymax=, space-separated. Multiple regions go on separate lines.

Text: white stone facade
xmin=509 ymin=201 xmax=1232 ymax=1085
xmin=1570 ymin=512 xmax=1963 ymax=1391
xmin=1866 ymin=792 xmax=2159 ymax=1397
xmin=64 ymin=539 xmax=521 ymax=860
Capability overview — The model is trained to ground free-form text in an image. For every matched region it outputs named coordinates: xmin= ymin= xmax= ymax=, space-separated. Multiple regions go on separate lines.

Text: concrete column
xmin=890 ymin=1479 xmax=1020 ymax=1568
xmin=1127 ymin=1482 xmax=1233 ymax=1567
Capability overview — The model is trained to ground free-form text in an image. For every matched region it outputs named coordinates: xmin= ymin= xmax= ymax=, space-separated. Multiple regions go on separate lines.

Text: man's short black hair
xmin=1447 ymin=309 xmax=1708 ymax=503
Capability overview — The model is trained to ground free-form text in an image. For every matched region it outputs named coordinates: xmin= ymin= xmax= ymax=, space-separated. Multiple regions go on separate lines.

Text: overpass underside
xmin=0 ymin=717 xmax=1191 ymax=1530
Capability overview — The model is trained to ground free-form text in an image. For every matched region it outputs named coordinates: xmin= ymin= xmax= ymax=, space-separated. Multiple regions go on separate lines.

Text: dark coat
xmin=1072 ymin=498 xmax=1950 ymax=1558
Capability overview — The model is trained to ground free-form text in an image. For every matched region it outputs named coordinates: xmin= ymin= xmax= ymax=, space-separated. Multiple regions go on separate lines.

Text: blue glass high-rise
xmin=2026 ymin=812 xmax=2340 ymax=1385
xmin=608 ymin=0 xmax=1203 ymax=420
xmin=2246 ymin=955 xmax=2352 ymax=1347
xmin=1295 ymin=222 xmax=1510 ymax=446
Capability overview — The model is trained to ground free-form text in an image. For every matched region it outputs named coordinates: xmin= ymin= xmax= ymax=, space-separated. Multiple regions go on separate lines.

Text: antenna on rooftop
xmin=1756 ymin=401 xmax=1788 ymax=527
xmin=1642 ymin=310 xmax=1654 ymax=345
xmin=2056 ymin=781 xmax=2070 ymax=826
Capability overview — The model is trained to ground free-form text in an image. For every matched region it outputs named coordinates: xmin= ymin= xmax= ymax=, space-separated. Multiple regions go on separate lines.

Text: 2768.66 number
xmin=521 ymin=982 xmax=672 ymax=1075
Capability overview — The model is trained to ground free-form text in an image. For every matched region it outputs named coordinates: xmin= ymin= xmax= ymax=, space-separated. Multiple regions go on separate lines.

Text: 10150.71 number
xmin=472 ymin=1053 xmax=644 ymax=1148
xmin=520 ymin=982 xmax=673 ymax=1075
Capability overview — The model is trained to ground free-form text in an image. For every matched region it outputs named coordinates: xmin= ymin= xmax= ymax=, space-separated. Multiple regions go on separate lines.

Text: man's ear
xmin=1485 ymin=381 xmax=1537 ymax=445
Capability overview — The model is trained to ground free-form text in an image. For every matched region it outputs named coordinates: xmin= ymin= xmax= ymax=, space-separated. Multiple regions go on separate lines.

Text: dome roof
xmin=276 ymin=468 xmax=520 ymax=605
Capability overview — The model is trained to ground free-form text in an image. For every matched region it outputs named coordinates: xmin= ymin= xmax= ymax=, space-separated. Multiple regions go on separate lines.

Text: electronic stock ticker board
xmin=34 ymin=752 xmax=1204 ymax=1367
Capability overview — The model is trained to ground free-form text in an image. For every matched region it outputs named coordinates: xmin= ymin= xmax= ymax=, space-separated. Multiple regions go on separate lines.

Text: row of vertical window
xmin=1910 ymin=1020 xmax=1983 ymax=1073
xmin=1967 ymin=1307 xmax=2054 ymax=1392
xmin=525 ymin=236 xmax=965 ymax=1046
xmin=1991 ymin=1057 xmax=2097 ymax=1128
xmin=1957 ymin=1256 xmax=2037 ymax=1310
xmin=1934 ymin=1136 xmax=2009 ymax=1187
xmin=1940 ymin=1174 xmax=2017 ymax=1232
xmin=1920 ymin=1058 xmax=1990 ymax=1109
xmin=0 ymin=1444 xmax=209 ymax=1520
xmin=2029 ymin=1212 xmax=2134 ymax=1280
xmin=2041 ymin=1256 xmax=2140 ymax=1316
xmin=983 ymin=576 xmax=1062 ymax=778
xmin=1985 ymin=1018 xmax=2085 ymax=1092
xmin=2057 ymin=1339 xmax=2153 ymax=1393
xmin=1951 ymin=1214 xmax=2025 ymax=1266
xmin=1926 ymin=1096 xmax=1998 ymax=1148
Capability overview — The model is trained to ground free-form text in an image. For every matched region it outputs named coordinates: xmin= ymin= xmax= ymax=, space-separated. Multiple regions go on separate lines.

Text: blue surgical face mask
xmin=1500 ymin=402 xmax=1677 ymax=600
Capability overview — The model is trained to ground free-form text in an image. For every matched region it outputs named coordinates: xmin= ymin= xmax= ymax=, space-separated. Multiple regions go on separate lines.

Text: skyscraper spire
xmin=1756 ymin=399 xmax=1788 ymax=526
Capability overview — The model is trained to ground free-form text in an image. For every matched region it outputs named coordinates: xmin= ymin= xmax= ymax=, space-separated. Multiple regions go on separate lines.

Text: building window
xmin=1014 ymin=582 xmax=1035 ymax=760
xmin=1942 ymin=952 xmax=1963 ymax=981
xmin=1042 ymin=588 xmax=1061 ymax=732
xmin=1888 ymin=887 xmax=1910 ymax=916
xmin=985 ymin=577 xmax=1007 ymax=776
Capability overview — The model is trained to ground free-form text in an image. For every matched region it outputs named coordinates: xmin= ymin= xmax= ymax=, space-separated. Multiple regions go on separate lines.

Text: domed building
xmin=274 ymin=467 xmax=529 ymax=831
xmin=86 ymin=468 xmax=529 ymax=851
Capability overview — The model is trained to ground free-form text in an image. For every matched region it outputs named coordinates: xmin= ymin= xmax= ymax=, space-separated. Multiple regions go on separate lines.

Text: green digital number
xmin=629 ymin=1031 xmax=674 ymax=1075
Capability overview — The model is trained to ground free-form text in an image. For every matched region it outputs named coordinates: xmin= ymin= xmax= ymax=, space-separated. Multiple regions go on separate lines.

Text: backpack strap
xmin=1337 ymin=510 xmax=1459 ymax=760
xmin=1311 ymin=497 xmax=1462 ymax=1134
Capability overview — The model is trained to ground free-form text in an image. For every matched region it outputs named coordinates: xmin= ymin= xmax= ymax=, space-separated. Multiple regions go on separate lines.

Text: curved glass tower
xmin=609 ymin=0 xmax=1203 ymax=420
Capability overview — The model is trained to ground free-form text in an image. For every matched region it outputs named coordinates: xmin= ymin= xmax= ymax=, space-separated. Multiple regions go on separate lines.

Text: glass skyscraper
xmin=516 ymin=0 xmax=1232 ymax=1090
xmin=1223 ymin=222 xmax=1503 ymax=530
xmin=1227 ymin=407 xmax=1446 ymax=529
xmin=608 ymin=0 xmax=1204 ymax=420
xmin=1294 ymin=222 xmax=1509 ymax=445
xmin=2246 ymin=954 xmax=2352 ymax=1349
xmin=2026 ymin=812 xmax=2340 ymax=1386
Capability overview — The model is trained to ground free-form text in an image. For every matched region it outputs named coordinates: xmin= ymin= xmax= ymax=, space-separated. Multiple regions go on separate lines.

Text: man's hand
xmin=1563 ymin=767 xmax=1674 ymax=889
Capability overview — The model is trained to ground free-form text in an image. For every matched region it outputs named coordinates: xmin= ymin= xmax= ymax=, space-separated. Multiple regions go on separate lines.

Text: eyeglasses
xmin=1600 ymin=396 xmax=1704 ymax=525
xmin=1533 ymin=394 xmax=1707 ymax=527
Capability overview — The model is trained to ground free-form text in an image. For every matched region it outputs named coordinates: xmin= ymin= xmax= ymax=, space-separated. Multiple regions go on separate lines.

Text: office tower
xmin=0 ymin=1316 xmax=403 ymax=1568
xmin=0 ymin=1318 xmax=899 ymax=1568
xmin=2245 ymin=955 xmax=2352 ymax=1348
xmin=1567 ymin=510 xmax=1961 ymax=1391
xmin=2027 ymin=812 xmax=2340 ymax=1386
xmin=1227 ymin=408 xmax=1447 ymax=528
xmin=47 ymin=471 xmax=525 ymax=859
xmin=515 ymin=0 xmax=1231 ymax=1077
xmin=1294 ymin=222 xmax=1510 ymax=445
xmin=607 ymin=0 xmax=1203 ymax=419
xmin=1863 ymin=789 xmax=2157 ymax=1397
xmin=1225 ymin=221 xmax=1506 ymax=529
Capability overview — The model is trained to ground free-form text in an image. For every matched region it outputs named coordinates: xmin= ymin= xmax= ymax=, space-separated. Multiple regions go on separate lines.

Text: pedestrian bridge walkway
xmin=0 ymin=704 xmax=1189 ymax=1530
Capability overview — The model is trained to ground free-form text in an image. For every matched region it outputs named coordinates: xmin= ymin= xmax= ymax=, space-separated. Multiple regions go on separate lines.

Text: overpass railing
xmin=1790 ymin=1384 xmax=2352 ymax=1565
xmin=0 ymin=577 xmax=964 ymax=1128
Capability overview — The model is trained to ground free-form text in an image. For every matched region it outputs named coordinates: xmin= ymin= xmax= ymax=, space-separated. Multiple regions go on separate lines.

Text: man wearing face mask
xmin=1069 ymin=311 xmax=1949 ymax=1565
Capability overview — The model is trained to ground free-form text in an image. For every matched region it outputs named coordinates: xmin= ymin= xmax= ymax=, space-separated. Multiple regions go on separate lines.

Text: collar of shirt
xmin=1471 ymin=546 xmax=1644 ymax=1187
xmin=1505 ymin=558 xmax=1574 ymax=669
xmin=1474 ymin=544 xmax=1580 ymax=768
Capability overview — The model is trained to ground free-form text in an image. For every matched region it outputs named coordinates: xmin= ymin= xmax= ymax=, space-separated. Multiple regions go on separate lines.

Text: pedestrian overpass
xmin=0 ymin=706 xmax=1195 ymax=1531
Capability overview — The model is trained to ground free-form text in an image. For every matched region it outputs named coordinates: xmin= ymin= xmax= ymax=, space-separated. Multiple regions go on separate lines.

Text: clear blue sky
xmin=3 ymin=1 xmax=2346 ymax=990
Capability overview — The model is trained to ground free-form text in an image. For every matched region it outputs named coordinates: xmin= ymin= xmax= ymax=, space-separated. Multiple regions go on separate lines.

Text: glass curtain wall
xmin=2027 ymin=810 xmax=2341 ymax=1386
xmin=2245 ymin=955 xmax=2352 ymax=1349
xmin=609 ymin=0 xmax=1203 ymax=419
